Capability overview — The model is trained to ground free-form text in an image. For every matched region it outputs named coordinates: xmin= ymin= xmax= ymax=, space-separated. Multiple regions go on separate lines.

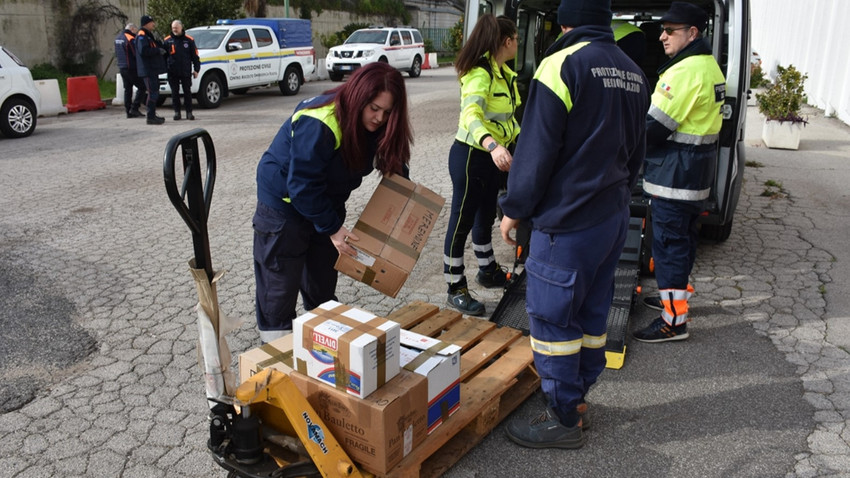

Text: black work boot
xmin=147 ymin=115 xmax=165 ymax=125
xmin=506 ymin=408 xmax=585 ymax=449
xmin=446 ymin=283 xmax=485 ymax=316
xmin=476 ymin=262 xmax=507 ymax=289
xmin=173 ymin=111 xmax=182 ymax=121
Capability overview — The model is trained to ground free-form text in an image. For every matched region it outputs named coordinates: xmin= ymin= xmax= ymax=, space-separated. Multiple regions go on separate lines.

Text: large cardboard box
xmin=335 ymin=174 xmax=445 ymax=297
xmin=292 ymin=300 xmax=400 ymax=399
xmin=291 ymin=369 xmax=428 ymax=475
xmin=399 ymin=329 xmax=461 ymax=433
xmin=239 ymin=334 xmax=294 ymax=381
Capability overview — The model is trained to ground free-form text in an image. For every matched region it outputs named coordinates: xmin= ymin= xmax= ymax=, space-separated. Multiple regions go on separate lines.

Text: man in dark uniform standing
xmin=499 ymin=0 xmax=649 ymax=449
xmin=114 ymin=23 xmax=145 ymax=118
xmin=164 ymin=20 xmax=200 ymax=121
xmin=135 ymin=15 xmax=167 ymax=125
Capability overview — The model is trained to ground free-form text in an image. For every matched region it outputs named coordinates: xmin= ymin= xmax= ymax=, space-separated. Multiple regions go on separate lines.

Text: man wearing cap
xmin=633 ymin=1 xmax=725 ymax=343
xmin=135 ymin=15 xmax=168 ymax=125
xmin=499 ymin=0 xmax=648 ymax=449
xmin=114 ymin=23 xmax=146 ymax=118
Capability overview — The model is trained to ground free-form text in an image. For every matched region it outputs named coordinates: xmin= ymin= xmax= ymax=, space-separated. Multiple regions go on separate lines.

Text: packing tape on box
xmin=301 ymin=305 xmax=389 ymax=392
xmin=403 ymin=341 xmax=455 ymax=372
xmin=258 ymin=342 xmax=294 ymax=369
xmin=382 ymin=175 xmax=444 ymax=212
xmin=354 ymin=220 xmax=421 ymax=261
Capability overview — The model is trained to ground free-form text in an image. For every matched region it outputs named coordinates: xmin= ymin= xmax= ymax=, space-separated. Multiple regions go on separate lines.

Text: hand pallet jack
xmin=210 ymin=369 xmax=367 ymax=478
xmin=164 ymin=129 xmax=369 ymax=478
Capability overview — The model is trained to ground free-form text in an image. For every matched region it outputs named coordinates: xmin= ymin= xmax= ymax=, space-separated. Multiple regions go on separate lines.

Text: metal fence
xmin=420 ymin=27 xmax=454 ymax=53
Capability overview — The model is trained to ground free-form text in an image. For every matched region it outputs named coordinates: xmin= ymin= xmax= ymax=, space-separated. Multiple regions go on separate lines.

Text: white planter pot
xmin=762 ymin=119 xmax=803 ymax=150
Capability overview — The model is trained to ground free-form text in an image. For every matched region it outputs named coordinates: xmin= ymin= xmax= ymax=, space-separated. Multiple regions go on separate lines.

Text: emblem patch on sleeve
xmin=714 ymin=83 xmax=726 ymax=103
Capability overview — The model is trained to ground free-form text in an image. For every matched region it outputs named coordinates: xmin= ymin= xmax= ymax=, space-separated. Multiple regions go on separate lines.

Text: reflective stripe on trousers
xmin=659 ymin=285 xmax=694 ymax=326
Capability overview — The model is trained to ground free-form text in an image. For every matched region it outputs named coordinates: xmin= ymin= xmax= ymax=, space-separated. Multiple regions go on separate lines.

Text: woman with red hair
xmin=253 ymin=62 xmax=413 ymax=343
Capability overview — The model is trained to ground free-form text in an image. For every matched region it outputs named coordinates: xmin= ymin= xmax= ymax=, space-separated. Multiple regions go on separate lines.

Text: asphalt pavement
xmin=1 ymin=67 xmax=849 ymax=477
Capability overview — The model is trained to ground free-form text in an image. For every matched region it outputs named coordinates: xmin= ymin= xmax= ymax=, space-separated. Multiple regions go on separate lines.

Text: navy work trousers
xmin=443 ymin=140 xmax=504 ymax=286
xmin=119 ymin=68 xmax=146 ymax=112
xmin=168 ymin=75 xmax=193 ymax=113
xmin=142 ymin=76 xmax=160 ymax=118
xmin=252 ymin=202 xmax=338 ymax=341
xmin=650 ymin=197 xmax=704 ymax=290
xmin=526 ymin=208 xmax=629 ymax=427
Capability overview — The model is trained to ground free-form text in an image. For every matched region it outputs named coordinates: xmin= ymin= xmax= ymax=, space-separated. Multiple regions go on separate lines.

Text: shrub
xmin=749 ymin=64 xmax=769 ymax=89
xmin=756 ymin=64 xmax=808 ymax=123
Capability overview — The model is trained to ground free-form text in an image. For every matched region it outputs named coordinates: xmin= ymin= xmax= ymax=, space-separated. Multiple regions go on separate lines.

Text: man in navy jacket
xmin=164 ymin=20 xmax=200 ymax=121
xmin=499 ymin=0 xmax=649 ymax=450
xmin=135 ymin=15 xmax=167 ymax=125
xmin=114 ymin=23 xmax=145 ymax=118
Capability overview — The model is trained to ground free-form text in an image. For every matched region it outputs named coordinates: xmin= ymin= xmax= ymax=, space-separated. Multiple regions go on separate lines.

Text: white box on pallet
xmin=399 ymin=329 xmax=461 ymax=433
xmin=292 ymin=300 xmax=400 ymax=398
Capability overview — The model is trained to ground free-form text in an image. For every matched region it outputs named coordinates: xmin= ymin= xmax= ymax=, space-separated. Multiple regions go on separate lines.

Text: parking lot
xmin=2 ymin=67 xmax=850 ymax=477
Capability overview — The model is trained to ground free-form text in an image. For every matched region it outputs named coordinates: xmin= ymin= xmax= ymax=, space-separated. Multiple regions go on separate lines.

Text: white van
xmin=467 ymin=0 xmax=751 ymax=242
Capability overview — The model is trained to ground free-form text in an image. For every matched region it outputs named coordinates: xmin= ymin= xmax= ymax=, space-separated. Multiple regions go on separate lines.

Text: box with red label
xmin=399 ymin=329 xmax=461 ymax=433
xmin=291 ymin=369 xmax=427 ymax=475
xmin=292 ymin=300 xmax=400 ymax=399
xmin=335 ymin=174 xmax=445 ymax=297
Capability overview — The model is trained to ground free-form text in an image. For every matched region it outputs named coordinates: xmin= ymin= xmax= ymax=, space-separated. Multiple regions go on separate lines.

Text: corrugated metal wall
xmin=751 ymin=0 xmax=850 ymax=125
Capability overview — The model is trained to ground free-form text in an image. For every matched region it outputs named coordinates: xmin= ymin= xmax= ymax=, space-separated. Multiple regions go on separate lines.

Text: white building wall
xmin=751 ymin=0 xmax=850 ymax=124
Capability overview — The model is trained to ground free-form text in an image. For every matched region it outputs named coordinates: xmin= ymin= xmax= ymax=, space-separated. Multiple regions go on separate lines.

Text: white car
xmin=326 ymin=27 xmax=425 ymax=81
xmin=0 ymin=46 xmax=40 ymax=138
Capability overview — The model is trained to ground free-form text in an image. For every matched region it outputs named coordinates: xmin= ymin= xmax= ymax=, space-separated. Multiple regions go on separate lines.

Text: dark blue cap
xmin=660 ymin=2 xmax=709 ymax=32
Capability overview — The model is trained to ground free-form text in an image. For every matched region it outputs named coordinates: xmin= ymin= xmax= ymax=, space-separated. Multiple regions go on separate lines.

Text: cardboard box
xmin=239 ymin=334 xmax=294 ymax=381
xmin=291 ymin=369 xmax=428 ymax=475
xmin=292 ymin=300 xmax=400 ymax=399
xmin=399 ymin=329 xmax=461 ymax=433
xmin=335 ymin=174 xmax=445 ymax=297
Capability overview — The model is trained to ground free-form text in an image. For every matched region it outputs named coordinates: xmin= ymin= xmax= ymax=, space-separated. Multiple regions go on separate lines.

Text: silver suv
xmin=326 ymin=27 xmax=425 ymax=81
xmin=0 ymin=46 xmax=40 ymax=138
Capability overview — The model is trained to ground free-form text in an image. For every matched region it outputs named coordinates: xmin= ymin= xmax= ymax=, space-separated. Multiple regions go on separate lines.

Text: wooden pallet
xmin=377 ymin=301 xmax=540 ymax=478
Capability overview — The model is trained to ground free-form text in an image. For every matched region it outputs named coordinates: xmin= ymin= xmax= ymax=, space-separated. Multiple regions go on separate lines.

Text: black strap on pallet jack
xmin=163 ymin=128 xmax=217 ymax=282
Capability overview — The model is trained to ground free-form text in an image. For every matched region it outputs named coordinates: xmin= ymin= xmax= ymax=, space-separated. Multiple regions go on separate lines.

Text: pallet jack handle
xmin=163 ymin=128 xmax=217 ymax=282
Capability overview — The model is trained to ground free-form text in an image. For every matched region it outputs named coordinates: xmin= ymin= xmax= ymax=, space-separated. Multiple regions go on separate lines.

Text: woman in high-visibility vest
xmin=443 ymin=14 xmax=521 ymax=316
xmin=252 ymin=62 xmax=413 ymax=343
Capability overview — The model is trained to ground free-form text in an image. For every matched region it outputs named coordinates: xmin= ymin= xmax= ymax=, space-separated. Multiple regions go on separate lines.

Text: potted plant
xmin=756 ymin=64 xmax=808 ymax=150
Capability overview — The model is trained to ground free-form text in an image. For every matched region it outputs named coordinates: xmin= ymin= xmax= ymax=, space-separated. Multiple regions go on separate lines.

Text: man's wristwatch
xmin=486 ymin=141 xmax=498 ymax=152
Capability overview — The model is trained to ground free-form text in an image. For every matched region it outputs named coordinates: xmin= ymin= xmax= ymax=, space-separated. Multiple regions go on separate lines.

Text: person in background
xmin=633 ymin=1 xmax=725 ymax=343
xmin=443 ymin=14 xmax=520 ymax=317
xmin=252 ymin=62 xmax=413 ymax=344
xmin=163 ymin=20 xmax=200 ymax=121
xmin=114 ymin=22 xmax=145 ymax=118
xmin=499 ymin=0 xmax=648 ymax=449
xmin=135 ymin=14 xmax=167 ymax=125
xmin=611 ymin=19 xmax=646 ymax=65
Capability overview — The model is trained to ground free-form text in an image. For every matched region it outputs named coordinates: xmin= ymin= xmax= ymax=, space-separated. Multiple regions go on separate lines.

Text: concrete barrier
xmin=113 ymin=73 xmax=125 ymax=106
xmin=34 ymin=79 xmax=67 ymax=116
xmin=316 ymin=59 xmax=329 ymax=80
